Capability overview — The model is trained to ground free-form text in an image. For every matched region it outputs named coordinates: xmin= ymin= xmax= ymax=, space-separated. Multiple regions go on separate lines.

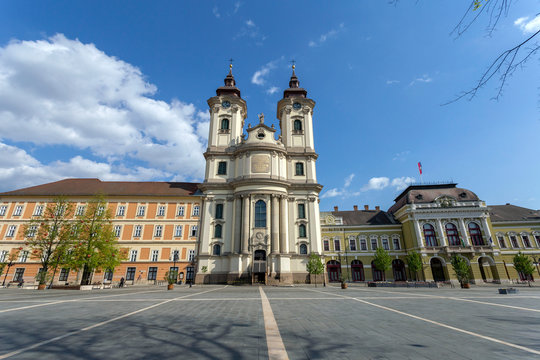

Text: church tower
xmin=196 ymin=65 xmax=322 ymax=285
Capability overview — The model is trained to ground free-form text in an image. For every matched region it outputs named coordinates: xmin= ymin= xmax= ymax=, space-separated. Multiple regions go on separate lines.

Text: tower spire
xmin=283 ymin=62 xmax=307 ymax=98
xmin=216 ymin=61 xmax=241 ymax=97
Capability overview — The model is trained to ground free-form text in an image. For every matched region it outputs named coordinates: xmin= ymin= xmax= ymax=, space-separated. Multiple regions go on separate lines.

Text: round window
xmin=257 ymin=132 xmax=265 ymax=139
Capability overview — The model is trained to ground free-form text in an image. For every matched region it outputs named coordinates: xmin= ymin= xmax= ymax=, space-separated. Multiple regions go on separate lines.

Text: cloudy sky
xmin=0 ymin=1 xmax=539 ymax=211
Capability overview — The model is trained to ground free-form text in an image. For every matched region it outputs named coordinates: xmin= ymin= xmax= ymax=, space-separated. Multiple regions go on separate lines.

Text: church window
xmin=293 ymin=120 xmax=302 ymax=131
xmin=295 ymin=162 xmax=304 ymax=176
xmin=423 ymin=224 xmax=438 ymax=246
xmin=214 ymin=224 xmax=222 ymax=238
xmin=213 ymin=244 xmax=221 ymax=256
xmin=217 ymin=162 xmax=227 ymax=175
xmin=299 ymin=224 xmax=307 ymax=238
xmin=297 ymin=203 xmax=305 ymax=219
xmin=468 ymin=222 xmax=483 ymax=246
xmin=299 ymin=244 xmax=308 ymax=254
xmin=255 ymin=200 xmax=267 ymax=228
xmin=221 ymin=118 xmax=229 ymax=130
xmin=445 ymin=223 xmax=460 ymax=246
xmin=215 ymin=204 xmax=223 ymax=219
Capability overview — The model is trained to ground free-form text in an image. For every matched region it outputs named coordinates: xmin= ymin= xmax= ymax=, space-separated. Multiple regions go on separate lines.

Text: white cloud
xmin=391 ymin=177 xmax=416 ymax=191
xmin=233 ymin=2 xmax=241 ymax=13
xmin=266 ymin=86 xmax=279 ymax=95
xmin=392 ymin=150 xmax=410 ymax=161
xmin=212 ymin=6 xmax=221 ymax=18
xmin=344 ymin=173 xmax=355 ymax=188
xmin=386 ymin=80 xmax=400 ymax=85
xmin=309 ymin=23 xmax=345 ymax=47
xmin=321 ymin=173 xmax=356 ymax=199
xmin=409 ymin=74 xmax=433 ymax=86
xmin=514 ymin=15 xmax=540 ymax=34
xmin=246 ymin=19 xmax=255 ymax=27
xmin=321 ymin=188 xmax=343 ymax=199
xmin=0 ymin=34 xmax=208 ymax=191
xmin=234 ymin=19 xmax=266 ymax=45
xmin=251 ymin=59 xmax=280 ymax=86
xmin=361 ymin=177 xmax=390 ymax=191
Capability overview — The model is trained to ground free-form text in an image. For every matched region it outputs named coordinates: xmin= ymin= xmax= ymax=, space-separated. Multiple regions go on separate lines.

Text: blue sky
xmin=0 ymin=1 xmax=539 ymax=211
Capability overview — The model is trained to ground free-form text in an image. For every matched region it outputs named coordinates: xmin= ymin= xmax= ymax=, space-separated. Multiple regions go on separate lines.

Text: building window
xmin=468 ymin=222 xmax=484 ymax=246
xmin=27 ymin=226 xmax=37 ymax=238
xmin=323 ymin=240 xmax=330 ymax=251
xmin=349 ymin=238 xmax=357 ymax=251
xmin=175 ymin=225 xmax=183 ymax=237
xmin=522 ymin=235 xmax=532 ymax=248
xmin=59 ymin=268 xmax=70 ymax=282
xmin=498 ymin=236 xmax=507 ymax=249
xmin=13 ymin=268 xmax=25 ymax=282
xmin=148 ymin=267 xmax=158 ymax=281
xmin=172 ymin=250 xmax=180 ymax=261
xmin=214 ymin=224 xmax=222 ymax=238
xmin=255 ymin=200 xmax=267 ymax=228
xmin=371 ymin=238 xmax=378 ymax=250
xmin=129 ymin=250 xmax=138 ymax=262
xmin=360 ymin=239 xmax=367 ymax=250
xmin=535 ymin=235 xmax=540 ymax=248
xmin=154 ymin=225 xmax=163 ymax=237
xmin=297 ymin=204 xmax=306 ymax=219
xmin=423 ymin=224 xmax=438 ymax=246
xmin=55 ymin=205 xmax=66 ymax=216
xmin=217 ymin=162 xmax=227 ymax=175
xmin=75 ymin=205 xmax=85 ymax=216
xmin=117 ymin=205 xmax=125 ymax=216
xmin=34 ymin=205 xmax=44 ymax=216
xmin=298 ymin=224 xmax=307 ymax=238
xmin=13 ymin=205 xmax=23 ymax=216
xmin=188 ymin=250 xmax=195 ymax=262
xmin=104 ymin=269 xmax=114 ymax=281
xmin=137 ymin=206 xmax=146 ymax=217
xmin=510 ymin=235 xmax=519 ymax=248
xmin=293 ymin=119 xmax=302 ymax=131
xmin=334 ymin=239 xmax=341 ymax=251
xmin=7 ymin=225 xmax=16 ymax=237
xmin=151 ymin=250 xmax=159 ymax=262
xmin=126 ymin=267 xmax=136 ymax=281
xmin=186 ymin=266 xmax=195 ymax=280
xmin=157 ymin=206 xmax=166 ymax=217
xmin=19 ymin=250 xmax=29 ymax=263
xmin=445 ymin=223 xmax=460 ymax=246
xmin=299 ymin=244 xmax=308 ymax=254
xmin=382 ymin=238 xmax=390 ymax=250
xmin=97 ymin=206 xmax=105 ymax=216
xmin=295 ymin=162 xmax=304 ymax=176
xmin=193 ymin=206 xmax=200 ymax=216
xmin=134 ymin=225 xmax=142 ymax=237
xmin=177 ymin=206 xmax=185 ymax=216
xmin=0 ymin=205 xmax=7 ymax=216
xmin=114 ymin=225 xmax=121 ymax=238
xmin=221 ymin=118 xmax=230 ymax=130
xmin=393 ymin=238 xmax=401 ymax=250
xmin=213 ymin=244 xmax=221 ymax=256
xmin=0 ymin=250 xmax=7 ymax=262
xmin=215 ymin=204 xmax=223 ymax=219
xmin=190 ymin=225 xmax=198 ymax=237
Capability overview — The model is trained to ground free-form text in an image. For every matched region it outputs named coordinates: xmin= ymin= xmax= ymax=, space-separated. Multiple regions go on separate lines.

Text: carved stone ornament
xmin=325 ymin=215 xmax=335 ymax=225
xmin=232 ymin=105 xmax=239 ymax=112
xmin=212 ymin=105 xmax=221 ymax=113
xmin=285 ymin=107 xmax=292 ymax=114
xmin=252 ymin=154 xmax=270 ymax=173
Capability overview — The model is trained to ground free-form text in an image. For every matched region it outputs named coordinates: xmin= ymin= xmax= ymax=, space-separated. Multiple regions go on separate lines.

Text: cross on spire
xmin=290 ymin=59 xmax=296 ymax=70
xmin=228 ymin=58 xmax=234 ymax=71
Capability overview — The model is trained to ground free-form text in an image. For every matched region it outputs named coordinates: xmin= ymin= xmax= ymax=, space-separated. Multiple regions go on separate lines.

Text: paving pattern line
xmin=303 ymin=288 xmax=540 ymax=357
xmin=0 ymin=286 xmax=227 ymax=360
xmin=259 ymin=287 xmax=289 ymax=360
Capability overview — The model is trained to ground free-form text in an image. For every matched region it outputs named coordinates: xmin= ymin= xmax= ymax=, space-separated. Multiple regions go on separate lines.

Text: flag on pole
xmin=418 ymin=162 xmax=423 ymax=175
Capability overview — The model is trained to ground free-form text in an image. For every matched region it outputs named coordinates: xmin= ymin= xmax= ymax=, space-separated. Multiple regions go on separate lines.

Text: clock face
xmin=293 ymin=102 xmax=302 ymax=110
xmin=222 ymin=100 xmax=231 ymax=108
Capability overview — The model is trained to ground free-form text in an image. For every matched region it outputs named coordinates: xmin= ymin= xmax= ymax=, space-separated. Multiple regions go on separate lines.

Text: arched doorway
xmin=392 ymin=259 xmax=406 ymax=281
xmin=253 ymin=250 xmax=266 ymax=284
xmin=327 ymin=260 xmax=341 ymax=282
xmin=478 ymin=256 xmax=500 ymax=283
xmin=351 ymin=260 xmax=364 ymax=282
xmin=430 ymin=258 xmax=446 ymax=282
xmin=371 ymin=261 xmax=384 ymax=281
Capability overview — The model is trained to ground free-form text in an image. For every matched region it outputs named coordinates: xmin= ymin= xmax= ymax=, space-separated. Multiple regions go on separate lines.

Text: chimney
xmin=364 ymin=205 xmax=369 ymax=211
xmin=353 ymin=205 xmax=358 ymax=211
xmin=375 ymin=206 xmax=380 ymax=211
xmin=334 ymin=206 xmax=338 ymax=212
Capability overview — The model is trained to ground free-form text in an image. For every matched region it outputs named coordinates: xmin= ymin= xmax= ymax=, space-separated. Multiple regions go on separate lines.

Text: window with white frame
xmin=174 ymin=225 xmax=183 ymax=237
xmin=114 ymin=225 xmax=122 ymax=238
xmin=97 ymin=206 xmax=105 ymax=216
xmin=59 ymin=268 xmax=70 ymax=282
xmin=393 ymin=237 xmax=401 ymax=250
xmin=34 ymin=205 xmax=44 ymax=216
xmin=382 ymin=238 xmax=390 ymax=250
xmin=117 ymin=205 xmax=125 ymax=216
xmin=188 ymin=249 xmax=195 ymax=261
xmin=521 ymin=235 xmax=532 ymax=248
xmin=535 ymin=235 xmax=540 ymax=248
xmin=27 ymin=226 xmax=37 ymax=238
xmin=0 ymin=205 xmax=7 ymax=216
xmin=154 ymin=225 xmax=163 ymax=237
xmin=13 ymin=205 xmax=23 ymax=216
xmin=190 ymin=225 xmax=198 ymax=237
xmin=360 ymin=238 xmax=367 ymax=250
xmin=172 ymin=250 xmax=180 ymax=261
xmin=7 ymin=225 xmax=16 ymax=237
xmin=148 ymin=267 xmax=158 ymax=280
xmin=55 ymin=205 xmax=66 ymax=216
xmin=193 ymin=206 xmax=200 ymax=216
xmin=19 ymin=250 xmax=29 ymax=262
xmin=349 ymin=238 xmax=357 ymax=251
xmin=371 ymin=238 xmax=378 ymax=250
xmin=323 ymin=239 xmax=329 ymax=251
xmin=76 ymin=205 xmax=85 ymax=216
xmin=498 ymin=236 xmax=507 ymax=248
xmin=157 ymin=206 xmax=166 ymax=216
xmin=129 ymin=250 xmax=138 ymax=262
xmin=151 ymin=249 xmax=159 ymax=262
xmin=177 ymin=206 xmax=185 ymax=216
xmin=13 ymin=268 xmax=25 ymax=282
xmin=334 ymin=238 xmax=341 ymax=251
xmin=133 ymin=225 xmax=142 ymax=237
xmin=510 ymin=235 xmax=519 ymax=248
xmin=137 ymin=206 xmax=146 ymax=217
xmin=0 ymin=250 xmax=7 ymax=262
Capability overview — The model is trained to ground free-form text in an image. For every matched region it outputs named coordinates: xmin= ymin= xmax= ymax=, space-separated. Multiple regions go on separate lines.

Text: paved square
xmin=0 ymin=285 xmax=539 ymax=359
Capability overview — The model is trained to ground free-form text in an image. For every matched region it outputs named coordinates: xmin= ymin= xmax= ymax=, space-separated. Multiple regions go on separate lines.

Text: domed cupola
xmin=283 ymin=65 xmax=307 ymax=98
xmin=216 ymin=64 xmax=242 ymax=98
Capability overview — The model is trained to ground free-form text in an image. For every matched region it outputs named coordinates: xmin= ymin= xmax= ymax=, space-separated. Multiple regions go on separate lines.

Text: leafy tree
xmin=164 ymin=270 xmax=178 ymax=285
xmin=513 ymin=252 xmax=535 ymax=287
xmin=306 ymin=253 xmax=324 ymax=287
xmin=405 ymin=251 xmax=423 ymax=281
xmin=68 ymin=196 xmax=122 ymax=285
xmin=22 ymin=197 xmax=74 ymax=286
xmin=450 ymin=254 xmax=471 ymax=287
xmin=373 ymin=247 xmax=392 ymax=281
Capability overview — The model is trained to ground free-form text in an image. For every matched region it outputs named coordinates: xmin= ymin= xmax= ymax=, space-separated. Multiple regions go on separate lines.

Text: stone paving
xmin=0 ymin=284 xmax=539 ymax=359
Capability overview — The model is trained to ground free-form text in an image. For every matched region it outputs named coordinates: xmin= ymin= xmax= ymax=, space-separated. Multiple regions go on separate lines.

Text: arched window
xmin=299 ymin=244 xmax=308 ymax=254
xmin=445 ymin=223 xmax=460 ymax=246
xmin=212 ymin=244 xmax=221 ymax=256
xmin=214 ymin=224 xmax=222 ymax=238
xmin=255 ymin=200 xmax=266 ymax=228
xmin=299 ymin=224 xmax=307 ymax=238
xmin=293 ymin=120 xmax=302 ymax=131
xmin=468 ymin=222 xmax=483 ymax=246
xmin=423 ymin=224 xmax=438 ymax=247
xmin=215 ymin=204 xmax=223 ymax=219
xmin=220 ymin=118 xmax=229 ymax=130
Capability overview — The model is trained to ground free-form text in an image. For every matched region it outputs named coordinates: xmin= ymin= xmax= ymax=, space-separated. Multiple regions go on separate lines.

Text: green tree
xmin=22 ymin=197 xmax=74 ymax=286
xmin=513 ymin=252 xmax=535 ymax=287
xmin=373 ymin=247 xmax=392 ymax=281
xmin=405 ymin=251 xmax=423 ymax=281
xmin=306 ymin=253 xmax=324 ymax=287
xmin=68 ymin=196 xmax=122 ymax=285
xmin=450 ymin=254 xmax=471 ymax=288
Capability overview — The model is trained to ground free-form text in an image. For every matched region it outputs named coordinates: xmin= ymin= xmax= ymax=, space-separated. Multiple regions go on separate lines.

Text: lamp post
xmin=172 ymin=250 xmax=179 ymax=284
xmin=532 ymin=256 xmax=540 ymax=277
xmin=2 ymin=256 xmax=15 ymax=287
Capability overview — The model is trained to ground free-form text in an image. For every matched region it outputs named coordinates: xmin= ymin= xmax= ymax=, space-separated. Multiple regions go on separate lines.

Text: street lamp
xmin=172 ymin=250 xmax=179 ymax=283
xmin=2 ymin=256 xmax=15 ymax=287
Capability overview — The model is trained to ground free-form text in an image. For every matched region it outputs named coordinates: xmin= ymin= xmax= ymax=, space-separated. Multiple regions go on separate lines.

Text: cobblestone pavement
xmin=0 ymin=284 xmax=539 ymax=359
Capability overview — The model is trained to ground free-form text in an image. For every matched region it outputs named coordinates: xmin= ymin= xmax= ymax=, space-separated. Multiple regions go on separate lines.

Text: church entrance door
xmin=253 ymin=250 xmax=266 ymax=284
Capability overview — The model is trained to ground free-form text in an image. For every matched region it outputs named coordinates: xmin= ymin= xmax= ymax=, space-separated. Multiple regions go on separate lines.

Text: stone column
xmin=271 ymin=195 xmax=280 ymax=254
xmin=232 ymin=197 xmax=242 ymax=254
xmin=458 ymin=219 xmax=471 ymax=246
xmin=413 ymin=220 xmax=424 ymax=248
xmin=480 ymin=217 xmax=493 ymax=246
xmin=279 ymin=195 xmax=289 ymax=253
xmin=436 ymin=219 xmax=448 ymax=247
xmin=241 ymin=195 xmax=250 ymax=254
